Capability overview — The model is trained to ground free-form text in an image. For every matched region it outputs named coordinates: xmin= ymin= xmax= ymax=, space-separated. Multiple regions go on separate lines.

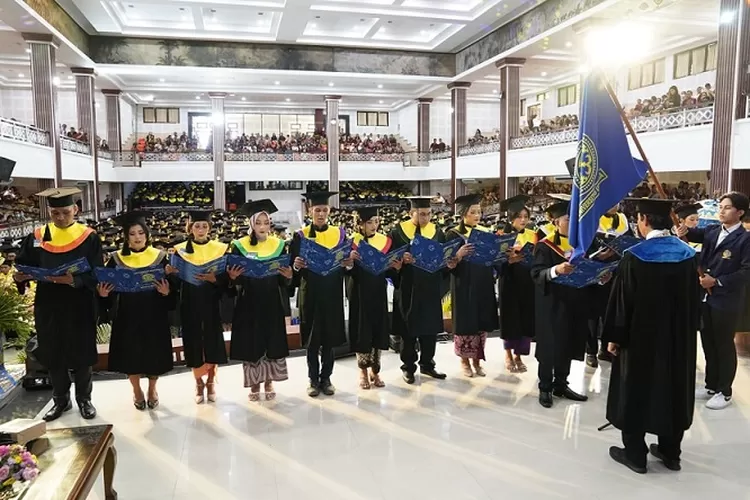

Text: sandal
xmin=461 ymin=363 xmax=474 ymax=378
xmin=147 ymin=391 xmax=159 ymax=409
xmin=195 ymin=380 xmax=205 ymax=404
xmin=359 ymin=373 xmax=371 ymax=389
xmin=505 ymin=359 xmax=518 ymax=373
xmin=473 ymin=365 xmax=486 ymax=377
xmin=370 ymin=374 xmax=385 ymax=388
xmin=133 ymin=397 xmax=146 ymax=411
xmin=206 ymin=382 xmax=216 ymax=403
xmin=515 ymin=358 xmax=528 ymax=373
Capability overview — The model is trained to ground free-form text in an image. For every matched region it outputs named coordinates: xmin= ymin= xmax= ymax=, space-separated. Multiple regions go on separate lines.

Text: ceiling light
xmin=258 ymin=12 xmax=264 ymax=15
xmin=565 ymin=41 xmax=573 ymax=48
xmin=159 ymin=78 xmax=165 ymax=82
xmin=492 ymin=89 xmax=497 ymax=94
xmin=720 ymin=11 xmax=735 ymax=23
xmin=256 ymin=19 xmax=263 ymax=25
xmin=381 ymin=27 xmax=386 ymax=33
xmin=274 ymin=81 xmax=280 ymax=85
xmin=328 ymin=82 xmax=334 ymax=87
xmin=241 ymin=97 xmax=246 ymax=101
xmin=379 ymin=100 xmax=384 ymax=104
xmin=52 ymin=76 xmax=60 ymax=86
xmin=377 ymin=84 xmax=383 ymax=89
xmin=541 ymin=72 xmax=548 ymax=77
xmin=68 ymin=75 xmax=73 ymax=80
xmin=578 ymin=64 xmax=590 ymax=74
xmin=215 ymin=79 xmax=220 ymax=83
xmin=420 ymin=30 xmax=427 ymax=35
xmin=584 ymin=22 xmax=652 ymax=69
xmin=17 ymin=73 xmax=23 ymax=78
xmin=195 ymin=96 xmax=201 ymax=100
xmin=25 ymin=48 xmax=31 ymax=54
xmin=310 ymin=23 xmax=317 ymax=28
xmin=95 ymin=103 xmax=100 ymax=108
xmin=285 ymin=98 xmax=291 ymax=102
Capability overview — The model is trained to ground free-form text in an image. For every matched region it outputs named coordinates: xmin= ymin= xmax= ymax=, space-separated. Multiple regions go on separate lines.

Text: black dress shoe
xmin=420 ymin=367 xmax=447 ymax=380
xmin=402 ymin=371 xmax=415 ymax=384
xmin=552 ymin=386 xmax=589 ymax=402
xmin=609 ymin=446 xmax=647 ymax=474
xmin=78 ymin=400 xmax=97 ymax=420
xmin=307 ymin=382 xmax=320 ymax=397
xmin=649 ymin=443 xmax=681 ymax=471
xmin=597 ymin=349 xmax=613 ymax=362
xmin=539 ymin=391 xmax=553 ymax=408
xmin=320 ymin=379 xmax=336 ymax=396
xmin=586 ymin=354 xmax=599 ymax=369
xmin=43 ymin=399 xmax=72 ymax=422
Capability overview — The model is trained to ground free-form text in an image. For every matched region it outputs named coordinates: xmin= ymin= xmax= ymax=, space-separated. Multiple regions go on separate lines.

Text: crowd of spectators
xmin=0 ymin=187 xmax=39 ymax=228
xmin=135 ymin=132 xmax=198 ymax=154
xmin=60 ymin=124 xmax=109 ymax=151
xmin=340 ymin=134 xmax=403 ymax=154
xmin=224 ymin=133 xmax=326 ymax=154
xmin=627 ymin=83 xmax=715 ymax=118
xmin=520 ymin=115 xmax=579 ymax=136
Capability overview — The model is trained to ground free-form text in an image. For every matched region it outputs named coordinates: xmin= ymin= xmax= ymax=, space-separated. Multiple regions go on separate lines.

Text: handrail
xmin=60 ymin=136 xmax=91 ymax=155
xmin=0 ymin=118 xmax=50 ymax=146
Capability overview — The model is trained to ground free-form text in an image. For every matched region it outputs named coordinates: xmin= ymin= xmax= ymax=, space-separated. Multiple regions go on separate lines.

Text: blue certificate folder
xmin=299 ymin=238 xmax=351 ymax=276
xmin=94 ymin=266 xmax=165 ymax=292
xmin=601 ymin=234 xmax=641 ymax=256
xmin=465 ymin=231 xmax=517 ymax=266
xmin=554 ymin=258 xmax=619 ymax=289
xmin=356 ymin=242 xmax=407 ymax=276
xmin=410 ymin=235 xmax=462 ymax=273
xmin=169 ymin=254 xmax=227 ymax=286
xmin=16 ymin=257 xmax=91 ymax=282
xmin=226 ymin=254 xmax=290 ymax=279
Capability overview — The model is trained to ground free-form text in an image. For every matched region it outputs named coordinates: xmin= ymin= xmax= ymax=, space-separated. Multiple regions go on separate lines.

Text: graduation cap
xmin=624 ymin=197 xmax=676 ymax=218
xmin=546 ymin=195 xmax=571 ymax=219
xmin=102 ymin=245 xmax=118 ymax=253
xmin=238 ymin=199 xmax=278 ymax=218
xmin=564 ymin=157 xmax=576 ymax=177
xmin=36 ymin=187 xmax=81 ymax=208
xmin=356 ymin=206 xmax=381 ymax=222
xmin=675 ymin=202 xmax=702 ymax=219
xmin=499 ymin=194 xmax=531 ymax=215
xmin=0 ymin=157 xmax=16 ymax=183
xmin=302 ymin=191 xmax=337 ymax=206
xmin=0 ymin=244 xmax=17 ymax=254
xmin=454 ymin=194 xmax=483 ymax=216
xmin=188 ymin=210 xmax=213 ymax=223
xmin=272 ymin=224 xmax=287 ymax=232
xmin=113 ymin=211 xmax=151 ymax=232
xmin=407 ymin=196 xmax=432 ymax=210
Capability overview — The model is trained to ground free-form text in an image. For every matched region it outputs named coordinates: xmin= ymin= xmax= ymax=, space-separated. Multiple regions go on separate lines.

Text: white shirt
xmin=716 ymin=222 xmax=742 ymax=247
xmin=645 ymin=229 xmax=670 ymax=240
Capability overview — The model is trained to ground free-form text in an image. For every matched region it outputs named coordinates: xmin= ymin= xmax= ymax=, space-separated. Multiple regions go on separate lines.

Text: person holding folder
xmin=390 ymin=196 xmax=450 ymax=384
xmin=290 ymin=191 xmax=353 ymax=397
xmin=227 ymin=199 xmax=293 ymax=401
xmin=97 ymin=211 xmax=174 ymax=411
xmin=530 ymin=195 xmax=590 ymax=408
xmin=348 ymin=206 xmax=400 ymax=389
xmin=445 ymin=194 xmax=495 ymax=377
xmin=171 ymin=210 xmax=229 ymax=404
xmin=14 ymin=187 xmax=103 ymax=421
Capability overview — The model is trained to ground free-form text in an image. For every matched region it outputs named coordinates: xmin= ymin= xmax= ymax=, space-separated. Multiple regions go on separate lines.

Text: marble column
xmin=710 ymin=0 xmax=749 ymax=194
xmin=102 ymin=89 xmax=122 ymax=152
xmin=496 ymin=58 xmax=525 ymax=201
xmin=209 ymin=92 xmax=227 ymax=210
xmin=417 ymin=98 xmax=432 ymax=153
xmin=325 ymin=96 xmax=341 ymax=208
xmin=448 ymin=82 xmax=471 ymax=204
xmin=23 ymin=33 xmax=62 ymax=187
xmin=72 ymin=67 xmax=100 ymax=221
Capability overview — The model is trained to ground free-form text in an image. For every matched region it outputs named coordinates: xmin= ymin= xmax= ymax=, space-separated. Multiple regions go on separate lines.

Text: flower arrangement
xmin=0 ymin=444 xmax=39 ymax=498
xmin=0 ymin=271 xmax=35 ymax=363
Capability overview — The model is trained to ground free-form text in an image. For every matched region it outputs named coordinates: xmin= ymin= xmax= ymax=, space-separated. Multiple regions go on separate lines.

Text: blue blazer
xmin=687 ymin=225 xmax=750 ymax=311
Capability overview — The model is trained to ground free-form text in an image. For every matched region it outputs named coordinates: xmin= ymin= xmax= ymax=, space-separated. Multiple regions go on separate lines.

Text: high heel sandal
xmin=359 ymin=373 xmax=371 ymax=390
xmin=505 ymin=358 xmax=518 ymax=373
xmin=133 ymin=397 xmax=146 ymax=411
xmin=473 ymin=365 xmax=486 ymax=377
xmin=462 ymin=363 xmax=474 ymax=378
xmin=370 ymin=373 xmax=385 ymax=388
xmin=206 ymin=382 xmax=217 ymax=402
xmin=515 ymin=358 xmax=527 ymax=373
xmin=264 ymin=382 xmax=276 ymax=401
xmin=195 ymin=379 xmax=205 ymax=404
xmin=147 ymin=391 xmax=159 ymax=409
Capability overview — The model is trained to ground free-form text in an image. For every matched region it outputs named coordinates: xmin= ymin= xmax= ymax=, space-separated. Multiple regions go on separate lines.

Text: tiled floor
xmin=42 ymin=340 xmax=750 ymax=500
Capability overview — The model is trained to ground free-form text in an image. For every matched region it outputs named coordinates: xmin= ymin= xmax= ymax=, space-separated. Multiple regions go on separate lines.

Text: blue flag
xmin=568 ymin=73 xmax=648 ymax=260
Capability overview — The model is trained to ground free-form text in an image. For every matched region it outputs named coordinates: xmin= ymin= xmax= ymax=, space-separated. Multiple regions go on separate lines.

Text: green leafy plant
xmin=0 ymin=276 xmax=35 ymax=364
xmin=96 ymin=323 xmax=112 ymax=344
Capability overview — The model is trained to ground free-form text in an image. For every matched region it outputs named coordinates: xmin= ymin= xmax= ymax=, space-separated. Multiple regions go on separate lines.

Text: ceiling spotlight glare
xmin=159 ymin=78 xmax=165 ymax=82
xmin=195 ymin=95 xmax=201 ymax=100
xmin=377 ymin=84 xmax=383 ymax=89
xmin=285 ymin=98 xmax=291 ymax=102
xmin=52 ymin=76 xmax=60 ymax=86
xmin=241 ymin=97 xmax=246 ymax=101
xmin=274 ymin=81 xmax=280 ymax=85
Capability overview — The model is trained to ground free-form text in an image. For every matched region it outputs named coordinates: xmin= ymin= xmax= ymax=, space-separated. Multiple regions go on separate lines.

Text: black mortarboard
xmin=238 ymin=199 xmax=278 ymax=218
xmin=499 ymin=194 xmax=531 ymax=214
xmin=625 ymin=197 xmax=676 ymax=218
xmin=188 ymin=210 xmax=213 ymax=223
xmin=103 ymin=245 xmax=118 ymax=253
xmin=113 ymin=211 xmax=150 ymax=231
xmin=302 ymin=191 xmax=337 ymax=206
xmin=407 ymin=196 xmax=432 ymax=210
xmin=0 ymin=244 xmax=16 ymax=253
xmin=36 ymin=187 xmax=80 ymax=208
xmin=0 ymin=157 xmax=16 ymax=182
xmin=564 ymin=157 xmax=576 ymax=177
xmin=454 ymin=194 xmax=483 ymax=215
xmin=357 ymin=206 xmax=381 ymax=222
xmin=546 ymin=196 xmax=570 ymax=219
xmin=272 ymin=225 xmax=287 ymax=232
xmin=675 ymin=202 xmax=702 ymax=219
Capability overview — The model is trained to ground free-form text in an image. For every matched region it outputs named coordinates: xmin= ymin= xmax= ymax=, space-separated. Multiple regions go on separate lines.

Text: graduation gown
xmin=603 ymin=236 xmax=700 ymax=435
xmin=587 ymin=213 xmax=632 ymax=321
xmin=103 ymin=247 xmax=175 ymax=376
xmin=446 ymin=227 xmax=498 ymax=335
xmin=348 ymin=232 xmax=395 ymax=353
xmin=229 ymin=236 xmax=290 ymax=363
xmin=289 ymin=225 xmax=348 ymax=349
xmin=389 ymin=221 xmax=447 ymax=338
xmin=530 ymin=231 xmax=590 ymax=364
xmin=173 ymin=239 xmax=229 ymax=368
xmin=498 ymin=227 xmax=536 ymax=341
xmin=16 ymin=222 xmax=103 ymax=370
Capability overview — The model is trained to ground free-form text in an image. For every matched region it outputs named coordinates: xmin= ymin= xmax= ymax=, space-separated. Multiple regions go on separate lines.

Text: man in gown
xmin=390 ymin=196 xmax=448 ymax=384
xmin=605 ymin=198 xmax=700 ymax=474
xmin=290 ymin=191 xmax=353 ymax=397
xmin=14 ymin=187 xmax=103 ymax=421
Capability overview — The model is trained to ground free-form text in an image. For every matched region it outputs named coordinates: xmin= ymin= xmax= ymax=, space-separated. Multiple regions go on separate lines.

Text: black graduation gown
xmin=446 ymin=228 xmax=498 ymax=335
xmin=347 ymin=234 xmax=395 ymax=353
xmin=389 ymin=222 xmax=447 ymax=338
xmin=103 ymin=251 xmax=175 ymax=376
xmin=498 ymin=229 xmax=536 ymax=341
xmin=15 ymin=223 xmax=103 ymax=370
xmin=603 ymin=238 xmax=701 ymax=435
xmin=289 ymin=226 xmax=347 ymax=349
xmin=530 ymin=236 xmax=590 ymax=364
xmin=229 ymin=243 xmax=290 ymax=363
xmin=173 ymin=240 xmax=229 ymax=368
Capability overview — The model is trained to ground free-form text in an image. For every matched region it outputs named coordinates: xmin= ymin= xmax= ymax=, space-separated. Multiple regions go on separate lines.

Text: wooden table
xmin=22 ymin=425 xmax=117 ymax=500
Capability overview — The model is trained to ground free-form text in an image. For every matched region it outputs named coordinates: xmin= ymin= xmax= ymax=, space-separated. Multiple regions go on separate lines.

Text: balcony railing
xmin=458 ymin=142 xmax=501 ymax=156
xmin=510 ymin=105 xmax=715 ymax=150
xmin=60 ymin=136 xmax=91 ymax=155
xmin=224 ymin=152 xmax=327 ymax=162
xmin=339 ymin=153 xmax=404 ymax=162
xmin=0 ymin=118 xmax=49 ymax=146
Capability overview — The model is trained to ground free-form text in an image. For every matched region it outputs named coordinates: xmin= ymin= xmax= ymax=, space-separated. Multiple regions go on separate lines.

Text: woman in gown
xmin=170 ymin=211 xmax=229 ymax=404
xmin=497 ymin=195 xmax=537 ymax=373
xmin=227 ymin=200 xmax=293 ymax=401
xmin=97 ymin=212 xmax=174 ymax=410
xmin=446 ymin=194 xmax=498 ymax=377
xmin=348 ymin=206 xmax=401 ymax=389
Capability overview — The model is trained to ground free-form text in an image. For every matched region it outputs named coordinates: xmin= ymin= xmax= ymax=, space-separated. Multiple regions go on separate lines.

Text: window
xmin=673 ymin=43 xmax=718 ymax=79
xmin=356 ymin=111 xmax=389 ymax=127
xmin=627 ymin=59 xmax=666 ymax=90
xmin=520 ymin=98 xmax=526 ymax=116
xmin=557 ymin=84 xmax=578 ymax=107
xmin=142 ymin=107 xmax=179 ymax=124
xmin=536 ymin=92 xmax=550 ymax=102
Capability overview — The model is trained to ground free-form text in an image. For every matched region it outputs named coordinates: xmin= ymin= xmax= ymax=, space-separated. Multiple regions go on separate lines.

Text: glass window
xmin=244 ymin=114 xmax=262 ymax=135
xmin=706 ymin=42 xmax=718 ymax=70
xmin=520 ymin=98 xmax=526 ymax=116
xmin=378 ymin=112 xmax=389 ymax=127
xmin=536 ymin=92 xmax=549 ymax=102
xmin=654 ymin=59 xmax=665 ymax=84
xmin=261 ymin=114 xmax=280 ymax=136
xmin=557 ymin=85 xmax=577 ymax=107
xmin=674 ymin=51 xmax=690 ymax=79
xmin=641 ymin=63 xmax=654 ymax=87
xmin=167 ymin=108 xmax=179 ymax=124
xmin=628 ymin=65 xmax=642 ymax=90
xmin=143 ymin=108 xmax=155 ymax=123
xmin=691 ymin=47 xmax=707 ymax=75
xmin=357 ymin=112 xmax=367 ymax=126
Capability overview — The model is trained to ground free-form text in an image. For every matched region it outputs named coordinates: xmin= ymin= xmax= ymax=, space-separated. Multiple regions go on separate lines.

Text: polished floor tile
xmin=40 ymin=340 xmax=750 ymax=500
